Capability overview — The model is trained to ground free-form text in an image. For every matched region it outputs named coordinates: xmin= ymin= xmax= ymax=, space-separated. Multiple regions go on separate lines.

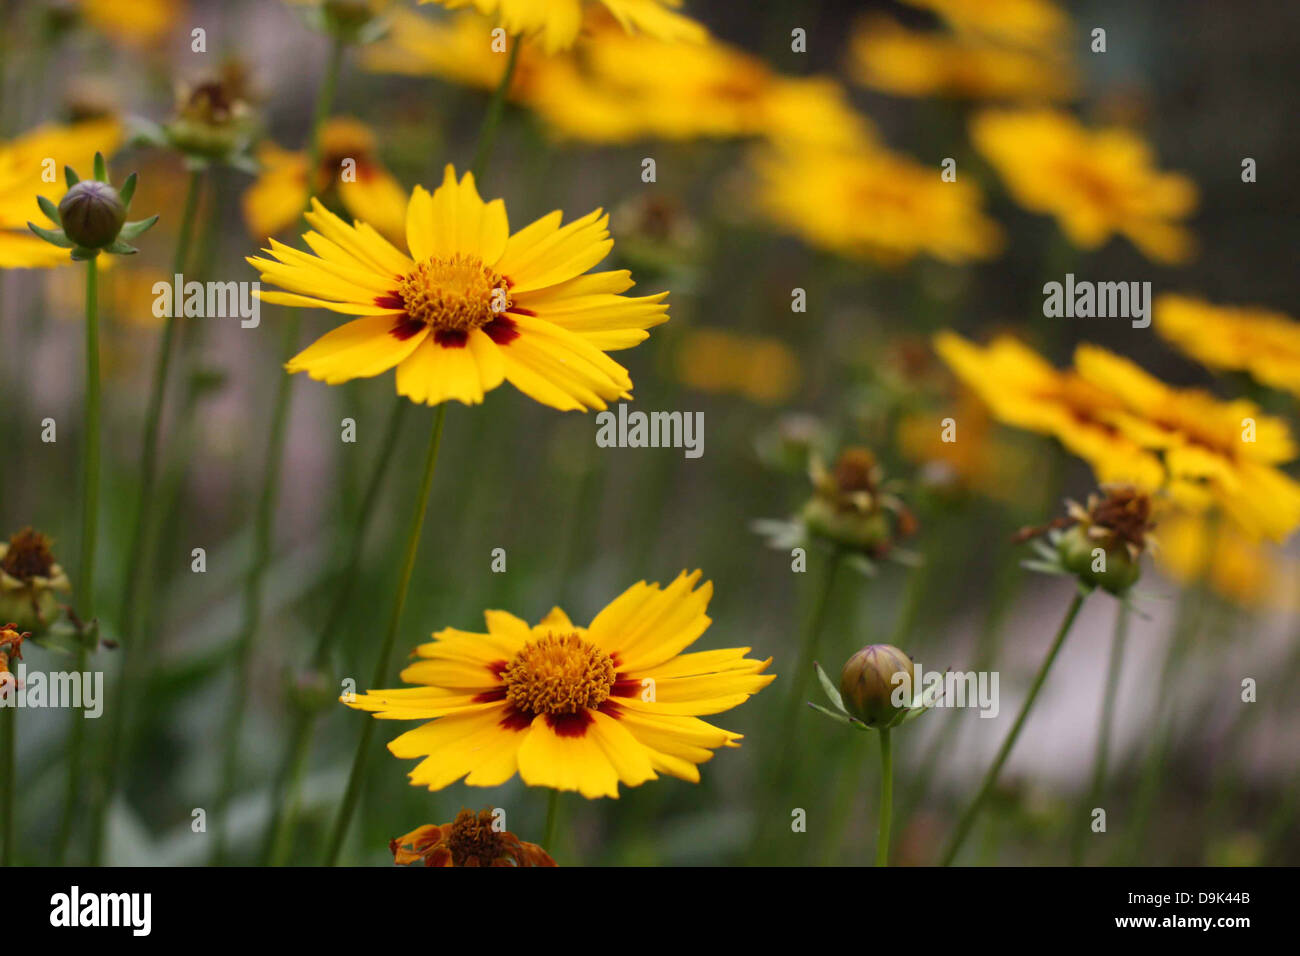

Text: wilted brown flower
xmin=389 ymin=809 xmax=556 ymax=867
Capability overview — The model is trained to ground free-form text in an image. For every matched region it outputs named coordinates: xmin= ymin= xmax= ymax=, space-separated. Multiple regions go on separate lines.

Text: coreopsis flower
xmin=242 ymin=117 xmax=406 ymax=243
xmin=1073 ymin=345 xmax=1300 ymax=542
xmin=933 ymin=332 xmax=1167 ymax=490
xmin=390 ymin=809 xmax=556 ymax=866
xmin=0 ymin=529 xmax=71 ymax=635
xmin=344 ymin=571 xmax=773 ymax=798
xmin=674 ymin=328 xmax=800 ymax=405
xmin=419 ymin=0 xmax=706 ymax=54
xmin=751 ymin=142 xmax=1003 ymax=266
xmin=0 ymin=624 xmax=28 ymax=700
xmin=899 ymin=0 xmax=1069 ymax=51
xmin=1156 ymin=510 xmax=1297 ymax=612
xmin=1017 ymin=485 xmax=1156 ymax=595
xmin=248 ymin=164 xmax=668 ymax=409
xmin=27 ymin=153 xmax=159 ymax=261
xmin=849 ymin=16 xmax=1074 ymax=101
xmin=0 ymin=118 xmax=123 ymax=267
xmin=78 ymin=0 xmax=180 ymax=47
xmin=148 ymin=61 xmax=259 ymax=169
xmin=970 ymin=109 xmax=1197 ymax=264
xmin=1154 ymin=294 xmax=1300 ymax=399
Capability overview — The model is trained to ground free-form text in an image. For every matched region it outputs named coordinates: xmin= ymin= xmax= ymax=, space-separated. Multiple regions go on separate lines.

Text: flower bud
xmin=840 ymin=644 xmax=914 ymax=727
xmin=1056 ymin=524 xmax=1141 ymax=595
xmin=57 ymin=180 xmax=126 ymax=249
xmin=0 ymin=528 xmax=71 ymax=635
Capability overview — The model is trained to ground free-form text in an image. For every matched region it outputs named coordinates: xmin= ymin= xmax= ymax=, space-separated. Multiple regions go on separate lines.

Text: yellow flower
xmin=849 ymin=15 xmax=1074 ymax=101
xmin=242 ymin=117 xmax=408 ymax=244
xmin=0 ymin=118 xmax=123 ymax=268
xmin=1074 ymin=345 xmax=1300 ymax=542
xmin=345 ymin=571 xmax=773 ymax=798
xmin=248 ymin=164 xmax=668 ymax=410
xmin=1155 ymin=294 xmax=1300 ymax=399
xmin=752 ymin=142 xmax=1003 ymax=266
xmin=674 ymin=329 xmax=800 ymax=405
xmin=899 ymin=0 xmax=1069 ymax=51
xmin=1156 ymin=510 xmax=1297 ymax=612
xmin=390 ymin=809 xmax=556 ymax=866
xmin=933 ymin=332 xmax=1166 ymax=489
xmin=366 ymin=10 xmax=871 ymax=151
xmin=971 ymin=109 xmax=1198 ymax=264
xmin=80 ymin=0 xmax=180 ymax=47
xmin=897 ymin=392 xmax=1036 ymax=503
xmin=420 ymin=0 xmax=706 ymax=53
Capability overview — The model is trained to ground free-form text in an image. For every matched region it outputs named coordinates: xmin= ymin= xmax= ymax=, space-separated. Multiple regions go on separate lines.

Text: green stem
xmin=542 ymin=788 xmax=560 ymax=856
xmin=88 ymin=168 xmax=204 ymax=866
xmin=208 ymin=36 xmax=347 ymax=865
xmin=786 ymin=549 xmax=843 ymax=725
xmin=469 ymin=38 xmax=520 ymax=179
xmin=940 ymin=590 xmax=1086 ymax=866
xmin=876 ymin=727 xmax=893 ymax=866
xmin=1 ymin=705 xmax=13 ymax=866
xmin=54 ymin=254 xmax=101 ymax=865
xmin=1070 ymin=600 xmax=1128 ymax=865
xmin=259 ymin=400 xmax=407 ymax=865
xmin=324 ymin=404 xmax=448 ymax=866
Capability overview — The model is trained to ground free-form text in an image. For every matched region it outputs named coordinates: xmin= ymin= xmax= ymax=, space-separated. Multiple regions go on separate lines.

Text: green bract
xmin=27 ymin=152 xmax=158 ymax=260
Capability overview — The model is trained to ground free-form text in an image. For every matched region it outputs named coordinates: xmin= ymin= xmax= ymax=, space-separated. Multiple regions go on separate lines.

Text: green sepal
xmin=70 ymin=246 xmax=100 ymax=260
xmin=64 ymin=165 xmax=80 ymax=187
xmin=119 ymin=214 xmax=159 ymax=240
xmin=36 ymin=194 xmax=62 ymax=225
xmin=93 ymin=151 xmax=107 ymax=181
xmin=118 ymin=171 xmax=138 ymax=207
xmin=105 ymin=239 xmax=139 ymax=255
xmin=807 ymin=700 xmax=867 ymax=729
xmin=27 ymin=221 xmax=73 ymax=248
xmin=813 ymin=660 xmax=846 ymax=714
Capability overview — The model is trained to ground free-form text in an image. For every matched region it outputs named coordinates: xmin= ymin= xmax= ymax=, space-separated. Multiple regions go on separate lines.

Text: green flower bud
xmin=840 ymin=644 xmax=914 ymax=727
xmin=1057 ymin=524 xmax=1141 ymax=595
xmin=0 ymin=528 xmax=71 ymax=636
xmin=58 ymin=180 xmax=126 ymax=249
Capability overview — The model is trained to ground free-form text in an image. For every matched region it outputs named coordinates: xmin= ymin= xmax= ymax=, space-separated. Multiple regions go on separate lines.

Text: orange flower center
xmin=2 ymin=528 xmax=55 ymax=581
xmin=502 ymin=632 xmax=616 ymax=716
xmin=398 ymin=254 xmax=510 ymax=334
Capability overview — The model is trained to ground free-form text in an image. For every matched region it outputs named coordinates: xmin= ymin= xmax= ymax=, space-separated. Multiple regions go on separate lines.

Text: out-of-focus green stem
xmin=209 ymin=37 xmax=346 ymax=865
xmin=324 ymin=404 xmax=448 ymax=866
xmin=543 ymin=789 xmax=560 ymax=857
xmin=89 ymin=167 xmax=204 ymax=866
xmin=469 ymin=38 xmax=520 ymax=178
xmin=1070 ymin=600 xmax=1128 ymax=865
xmin=1 ymin=705 xmax=13 ymax=865
xmin=55 ymin=255 xmax=101 ymax=865
xmin=941 ymin=590 xmax=1086 ymax=866
xmin=876 ymin=727 xmax=893 ymax=866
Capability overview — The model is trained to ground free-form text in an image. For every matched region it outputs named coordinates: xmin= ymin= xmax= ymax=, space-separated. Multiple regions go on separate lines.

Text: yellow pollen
xmin=502 ymin=632 xmax=616 ymax=715
xmin=398 ymin=254 xmax=509 ymax=333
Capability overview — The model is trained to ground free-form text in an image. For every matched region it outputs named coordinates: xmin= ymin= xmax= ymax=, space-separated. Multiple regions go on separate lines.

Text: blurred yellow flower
xmin=1074 ymin=345 xmax=1300 ymax=542
xmin=970 ymin=108 xmax=1197 ymax=264
xmin=674 ymin=329 xmax=801 ymax=405
xmin=242 ymin=117 xmax=408 ymax=244
xmin=849 ymin=16 xmax=1074 ymax=101
xmin=366 ymin=10 xmax=871 ymax=151
xmin=1155 ymin=294 xmax=1300 ymax=399
xmin=900 ymin=0 xmax=1068 ymax=51
xmin=420 ymin=0 xmax=706 ymax=53
xmin=752 ymin=143 xmax=1002 ymax=266
xmin=1156 ymin=510 xmax=1297 ymax=612
xmin=933 ymin=332 xmax=1166 ymax=490
xmin=0 ymin=118 xmax=124 ymax=268
xmin=80 ymin=0 xmax=180 ymax=47
xmin=248 ymin=164 xmax=668 ymax=410
xmin=345 ymin=571 xmax=773 ymax=798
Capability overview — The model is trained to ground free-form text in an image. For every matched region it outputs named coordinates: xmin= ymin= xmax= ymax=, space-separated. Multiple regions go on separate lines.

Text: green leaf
xmin=36 ymin=194 xmax=61 ymax=224
xmin=119 ymin=214 xmax=159 ymax=240
xmin=27 ymin=221 xmax=73 ymax=247
xmin=118 ymin=171 xmax=137 ymax=206
xmin=93 ymin=151 xmax=106 ymax=181
xmin=64 ymin=165 xmax=79 ymax=187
